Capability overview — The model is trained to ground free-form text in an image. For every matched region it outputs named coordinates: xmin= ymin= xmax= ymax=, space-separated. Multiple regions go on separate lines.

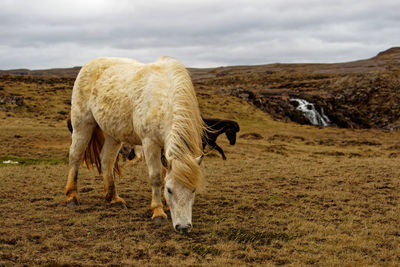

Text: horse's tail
xmin=67 ymin=117 xmax=121 ymax=178
xmin=83 ymin=125 xmax=104 ymax=175
xmin=83 ymin=126 xmax=121 ymax=178
xmin=67 ymin=112 xmax=73 ymax=133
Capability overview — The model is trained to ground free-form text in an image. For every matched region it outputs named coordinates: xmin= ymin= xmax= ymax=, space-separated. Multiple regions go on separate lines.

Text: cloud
xmin=0 ymin=0 xmax=399 ymax=69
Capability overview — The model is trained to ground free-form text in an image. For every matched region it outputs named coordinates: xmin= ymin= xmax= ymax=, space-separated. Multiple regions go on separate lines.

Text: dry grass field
xmin=1 ymin=72 xmax=400 ymax=266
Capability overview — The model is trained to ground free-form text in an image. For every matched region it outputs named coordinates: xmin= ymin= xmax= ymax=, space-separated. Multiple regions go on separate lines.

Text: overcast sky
xmin=1 ymin=0 xmax=399 ymax=69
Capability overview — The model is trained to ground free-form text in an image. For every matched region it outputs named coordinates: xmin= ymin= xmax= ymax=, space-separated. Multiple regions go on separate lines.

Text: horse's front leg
xmin=142 ymin=140 xmax=167 ymax=223
xmin=150 ymin=172 xmax=167 ymax=222
xmin=101 ymin=135 xmax=126 ymax=208
xmin=214 ymin=143 xmax=227 ymax=160
xmin=208 ymin=140 xmax=227 ymax=160
xmin=161 ymin=167 xmax=169 ymax=211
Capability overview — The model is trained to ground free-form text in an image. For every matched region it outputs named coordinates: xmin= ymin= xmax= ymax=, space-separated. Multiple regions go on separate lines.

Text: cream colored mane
xmin=161 ymin=58 xmax=205 ymax=190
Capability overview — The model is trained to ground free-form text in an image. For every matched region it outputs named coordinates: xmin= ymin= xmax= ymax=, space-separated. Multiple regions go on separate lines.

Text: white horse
xmin=65 ymin=57 xmax=204 ymax=233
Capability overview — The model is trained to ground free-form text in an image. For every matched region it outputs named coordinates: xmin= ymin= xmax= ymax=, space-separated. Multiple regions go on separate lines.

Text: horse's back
xmin=70 ymin=57 xmax=187 ymax=145
xmin=74 ymin=57 xmax=141 ymax=90
xmin=73 ymin=57 xmax=180 ymax=98
xmin=72 ymin=57 xmax=140 ymax=103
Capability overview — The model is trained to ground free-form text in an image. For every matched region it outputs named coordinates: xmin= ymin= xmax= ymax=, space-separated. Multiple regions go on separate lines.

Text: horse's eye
xmin=192 ymin=190 xmax=196 ymax=194
xmin=167 ymin=188 xmax=172 ymax=194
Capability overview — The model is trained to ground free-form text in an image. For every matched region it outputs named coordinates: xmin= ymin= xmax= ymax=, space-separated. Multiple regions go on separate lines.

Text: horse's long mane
xmin=203 ymin=118 xmax=240 ymax=132
xmin=162 ymin=58 xmax=205 ymax=190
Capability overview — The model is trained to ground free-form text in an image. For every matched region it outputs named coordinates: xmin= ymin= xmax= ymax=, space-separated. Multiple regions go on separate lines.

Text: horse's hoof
xmin=66 ymin=200 xmax=79 ymax=207
xmin=153 ymin=216 xmax=166 ymax=225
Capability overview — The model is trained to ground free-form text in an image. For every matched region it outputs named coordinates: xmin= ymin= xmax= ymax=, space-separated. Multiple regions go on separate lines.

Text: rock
xmin=0 ymin=94 xmax=24 ymax=106
xmin=239 ymin=132 xmax=263 ymax=140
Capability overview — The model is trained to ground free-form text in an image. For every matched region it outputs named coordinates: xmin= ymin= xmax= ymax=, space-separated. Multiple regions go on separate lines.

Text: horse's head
xmin=161 ymin=154 xmax=203 ymax=233
xmin=225 ymin=122 xmax=240 ymax=145
xmin=225 ymin=129 xmax=237 ymax=145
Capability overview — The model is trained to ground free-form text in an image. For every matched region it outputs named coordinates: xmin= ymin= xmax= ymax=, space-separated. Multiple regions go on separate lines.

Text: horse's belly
xmin=91 ymin=103 xmax=141 ymax=145
xmin=109 ymin=122 xmax=141 ymax=145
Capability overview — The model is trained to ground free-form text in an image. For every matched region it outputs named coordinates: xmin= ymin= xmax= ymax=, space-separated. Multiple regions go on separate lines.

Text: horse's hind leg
xmin=101 ymin=135 xmax=125 ymax=207
xmin=65 ymin=123 xmax=95 ymax=205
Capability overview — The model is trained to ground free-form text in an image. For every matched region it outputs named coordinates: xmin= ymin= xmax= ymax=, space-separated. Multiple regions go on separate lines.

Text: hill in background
xmin=1 ymin=47 xmax=400 ymax=129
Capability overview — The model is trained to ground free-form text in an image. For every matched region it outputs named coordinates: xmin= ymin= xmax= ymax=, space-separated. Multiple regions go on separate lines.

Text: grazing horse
xmin=66 ymin=57 xmax=204 ymax=233
xmin=202 ymin=118 xmax=240 ymax=160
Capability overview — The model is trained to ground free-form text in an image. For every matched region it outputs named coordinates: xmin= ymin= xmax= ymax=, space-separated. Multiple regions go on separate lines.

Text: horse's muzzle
xmin=175 ymin=223 xmax=192 ymax=233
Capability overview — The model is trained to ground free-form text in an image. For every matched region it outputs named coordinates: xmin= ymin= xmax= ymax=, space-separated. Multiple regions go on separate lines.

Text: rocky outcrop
xmin=0 ymin=94 xmax=24 ymax=106
xmin=193 ymin=47 xmax=400 ymax=129
xmin=230 ymin=88 xmax=311 ymax=125
xmin=229 ymin=75 xmax=400 ymax=129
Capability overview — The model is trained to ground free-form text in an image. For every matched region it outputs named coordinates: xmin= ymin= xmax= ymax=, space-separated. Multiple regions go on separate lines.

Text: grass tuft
xmin=191 ymin=244 xmax=221 ymax=256
xmin=220 ymin=228 xmax=291 ymax=246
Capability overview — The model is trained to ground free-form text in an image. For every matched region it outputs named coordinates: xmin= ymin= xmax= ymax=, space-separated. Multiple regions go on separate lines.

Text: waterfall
xmin=290 ymin=98 xmax=331 ymax=126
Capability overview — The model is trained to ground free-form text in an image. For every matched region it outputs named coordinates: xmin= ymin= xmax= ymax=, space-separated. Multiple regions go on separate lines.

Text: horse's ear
xmin=196 ymin=155 xmax=204 ymax=165
xmin=161 ymin=155 xmax=169 ymax=169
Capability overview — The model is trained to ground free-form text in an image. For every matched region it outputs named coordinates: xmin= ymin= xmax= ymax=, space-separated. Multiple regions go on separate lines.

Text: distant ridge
xmin=0 ymin=66 xmax=81 ymax=78
xmin=0 ymin=47 xmax=399 ymax=78
xmin=375 ymin=47 xmax=400 ymax=57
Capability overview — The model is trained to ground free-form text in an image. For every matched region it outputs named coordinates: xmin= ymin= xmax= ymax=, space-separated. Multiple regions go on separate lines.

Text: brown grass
xmin=1 ymin=74 xmax=400 ymax=266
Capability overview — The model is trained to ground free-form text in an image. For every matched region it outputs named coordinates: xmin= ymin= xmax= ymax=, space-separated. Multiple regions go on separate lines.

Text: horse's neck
xmin=217 ymin=122 xmax=234 ymax=134
xmin=219 ymin=125 xmax=230 ymax=135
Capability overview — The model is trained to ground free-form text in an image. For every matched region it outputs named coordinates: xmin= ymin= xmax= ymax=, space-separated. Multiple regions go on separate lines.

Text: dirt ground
xmin=1 ymin=75 xmax=400 ymax=266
